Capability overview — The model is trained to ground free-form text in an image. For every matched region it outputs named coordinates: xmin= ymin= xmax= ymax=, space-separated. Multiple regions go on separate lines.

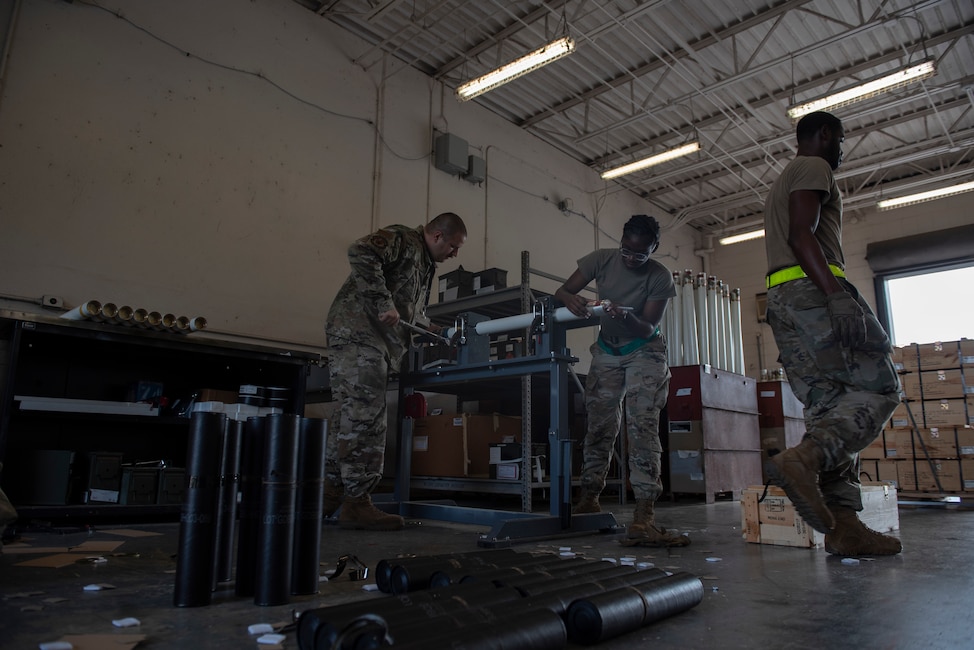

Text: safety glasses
xmin=619 ymin=247 xmax=651 ymax=263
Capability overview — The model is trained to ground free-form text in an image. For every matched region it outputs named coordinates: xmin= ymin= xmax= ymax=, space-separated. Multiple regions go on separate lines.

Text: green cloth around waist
xmin=598 ymin=327 xmax=660 ymax=356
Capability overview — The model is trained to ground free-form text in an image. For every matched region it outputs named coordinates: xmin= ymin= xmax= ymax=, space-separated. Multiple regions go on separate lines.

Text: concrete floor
xmin=2 ymin=497 xmax=973 ymax=650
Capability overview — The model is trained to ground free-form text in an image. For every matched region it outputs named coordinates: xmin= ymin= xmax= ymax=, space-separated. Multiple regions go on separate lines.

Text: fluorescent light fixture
xmin=719 ymin=229 xmax=765 ymax=245
xmin=787 ymin=60 xmax=936 ymax=121
xmin=456 ymin=36 xmax=575 ymax=101
xmin=600 ymin=142 xmax=700 ymax=180
xmin=876 ymin=180 xmax=974 ymax=210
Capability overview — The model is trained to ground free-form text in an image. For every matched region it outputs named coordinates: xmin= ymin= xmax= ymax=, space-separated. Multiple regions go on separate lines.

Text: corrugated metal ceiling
xmin=298 ymin=0 xmax=974 ymax=235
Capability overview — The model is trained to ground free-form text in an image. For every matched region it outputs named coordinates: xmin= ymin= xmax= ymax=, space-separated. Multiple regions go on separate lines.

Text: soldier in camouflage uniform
xmin=325 ymin=212 xmax=467 ymax=531
xmin=763 ymin=111 xmax=902 ymax=556
xmin=555 ymin=215 xmax=689 ymax=547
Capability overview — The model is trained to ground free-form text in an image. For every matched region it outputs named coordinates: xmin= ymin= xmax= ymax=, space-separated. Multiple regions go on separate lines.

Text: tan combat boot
xmin=339 ymin=495 xmax=404 ymax=531
xmin=323 ymin=479 xmax=344 ymax=518
xmin=764 ymin=437 xmax=835 ymax=534
xmin=573 ymin=490 xmax=602 ymax=514
xmin=620 ymin=499 xmax=690 ymax=547
xmin=825 ymin=506 xmax=902 ymax=556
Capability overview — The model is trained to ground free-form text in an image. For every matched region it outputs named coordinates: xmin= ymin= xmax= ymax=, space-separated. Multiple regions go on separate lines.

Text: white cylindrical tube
xmin=706 ymin=276 xmax=720 ymax=368
xmin=669 ymin=271 xmax=683 ymax=367
xmin=662 ymin=295 xmax=675 ymax=367
xmin=721 ymin=283 xmax=732 ymax=372
xmin=444 ymin=303 xmax=615 ymax=339
xmin=60 ymin=300 xmax=102 ymax=321
xmin=717 ymin=281 xmax=727 ymax=370
xmin=189 ymin=316 xmax=207 ymax=332
xmin=174 ymin=316 xmax=190 ymax=333
xmin=731 ymin=288 xmax=745 ymax=375
xmin=680 ymin=270 xmax=698 ymax=366
xmin=694 ymin=274 xmax=709 ymax=366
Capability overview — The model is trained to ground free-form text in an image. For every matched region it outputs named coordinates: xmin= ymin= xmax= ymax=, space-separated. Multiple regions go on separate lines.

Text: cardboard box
xmin=918 ymin=368 xmax=968 ymax=400
xmin=897 ymin=344 xmax=919 ymax=372
xmin=411 ymin=414 xmax=520 ymax=478
xmin=741 ymin=482 xmax=899 ymax=548
xmin=489 ymin=443 xmax=523 ymax=480
xmin=859 ymin=432 xmax=886 ymax=460
xmin=894 ymin=427 xmax=957 ymax=459
xmin=957 ymin=429 xmax=974 ymax=457
xmin=876 ymin=460 xmax=900 ymax=488
xmin=923 ymin=399 xmax=968 ymax=428
xmin=890 ymin=346 xmax=905 ymax=372
xmin=963 ymin=459 xmax=974 ymax=491
xmin=898 ymin=458 xmax=962 ymax=492
xmin=886 ymin=401 xmax=917 ymax=429
xmin=198 ymin=388 xmax=239 ymax=404
xmin=917 ymin=341 xmax=960 ymax=370
xmin=960 ymin=339 xmax=974 ymax=366
xmin=899 ymin=373 xmax=922 ymax=401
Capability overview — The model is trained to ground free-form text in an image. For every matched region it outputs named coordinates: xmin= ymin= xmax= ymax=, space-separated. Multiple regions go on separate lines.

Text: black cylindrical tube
xmin=296 ymin=582 xmax=505 ymax=650
xmin=173 ymin=411 xmax=225 ymax=607
xmin=565 ymin=572 xmax=704 ymax=645
xmin=212 ymin=418 xmax=243 ymax=587
xmin=234 ymin=416 xmax=264 ymax=597
xmin=254 ymin=414 xmax=300 ymax=606
xmin=390 ymin=551 xmax=555 ymax=595
xmin=453 ymin=555 xmax=583 ymax=586
xmin=565 ymin=585 xmax=648 ymax=645
xmin=291 ymin=417 xmax=328 ymax=595
xmin=639 ymin=571 xmax=704 ymax=624
xmin=374 ymin=549 xmax=517 ymax=593
xmin=349 ymin=586 xmax=525 ymax=650
xmin=497 ymin=562 xmax=637 ymax=594
xmin=392 ymin=607 xmax=567 ymax=650
xmin=491 ymin=568 xmax=668 ymax=617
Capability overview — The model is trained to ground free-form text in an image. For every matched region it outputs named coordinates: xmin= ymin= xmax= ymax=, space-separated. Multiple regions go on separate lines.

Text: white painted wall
xmin=2 ymin=0 xmax=966 ymax=381
xmin=0 ymin=0 xmax=696 ymax=362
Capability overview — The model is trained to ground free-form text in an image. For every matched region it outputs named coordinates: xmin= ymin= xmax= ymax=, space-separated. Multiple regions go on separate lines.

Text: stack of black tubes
xmin=297 ymin=548 xmax=704 ymax=649
xmin=173 ymin=411 xmax=328 ymax=607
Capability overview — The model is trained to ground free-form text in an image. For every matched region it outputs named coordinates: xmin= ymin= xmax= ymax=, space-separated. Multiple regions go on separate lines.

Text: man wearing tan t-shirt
xmin=762 ymin=111 xmax=901 ymax=556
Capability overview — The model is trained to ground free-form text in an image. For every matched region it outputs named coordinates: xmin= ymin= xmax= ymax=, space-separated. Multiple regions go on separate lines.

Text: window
xmin=883 ymin=265 xmax=973 ymax=346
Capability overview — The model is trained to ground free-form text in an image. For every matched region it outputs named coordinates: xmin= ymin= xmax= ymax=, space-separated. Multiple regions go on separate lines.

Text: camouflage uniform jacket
xmin=326 ymin=224 xmax=435 ymax=361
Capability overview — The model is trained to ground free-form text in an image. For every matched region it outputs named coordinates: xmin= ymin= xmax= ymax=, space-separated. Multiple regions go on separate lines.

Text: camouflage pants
xmin=326 ymin=339 xmax=396 ymax=498
xmin=581 ymin=336 xmax=670 ymax=501
xmin=767 ymin=279 xmax=900 ymax=509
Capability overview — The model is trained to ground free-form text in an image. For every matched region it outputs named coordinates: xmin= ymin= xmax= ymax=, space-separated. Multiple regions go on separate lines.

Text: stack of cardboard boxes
xmin=410 ymin=413 xmax=521 ymax=478
xmin=874 ymin=339 xmax=974 ymax=495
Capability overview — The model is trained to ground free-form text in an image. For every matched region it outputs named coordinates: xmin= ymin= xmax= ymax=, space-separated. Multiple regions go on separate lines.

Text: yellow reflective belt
xmin=766 ymin=264 xmax=845 ymax=289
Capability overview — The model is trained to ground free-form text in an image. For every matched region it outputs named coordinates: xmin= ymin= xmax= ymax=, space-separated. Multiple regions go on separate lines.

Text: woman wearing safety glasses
xmin=555 ymin=214 xmax=689 ymax=547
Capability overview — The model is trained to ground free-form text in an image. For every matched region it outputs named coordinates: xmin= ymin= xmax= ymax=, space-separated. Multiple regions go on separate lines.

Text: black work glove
xmin=826 ymin=292 xmax=866 ymax=348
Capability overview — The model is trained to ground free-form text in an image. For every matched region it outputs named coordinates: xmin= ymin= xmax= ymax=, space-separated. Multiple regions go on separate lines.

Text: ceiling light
xmin=787 ymin=60 xmax=936 ymax=121
xmin=719 ymin=229 xmax=765 ymax=245
xmin=600 ymin=142 xmax=700 ymax=180
xmin=876 ymin=180 xmax=974 ymax=210
xmin=456 ymin=36 xmax=575 ymax=101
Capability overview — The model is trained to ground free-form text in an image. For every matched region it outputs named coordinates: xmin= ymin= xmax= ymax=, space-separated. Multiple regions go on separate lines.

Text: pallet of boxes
xmin=886 ymin=339 xmax=974 ymax=501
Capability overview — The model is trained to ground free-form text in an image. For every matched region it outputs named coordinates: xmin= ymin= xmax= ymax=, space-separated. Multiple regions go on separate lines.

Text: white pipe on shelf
xmin=694 ymin=273 xmax=709 ymax=366
xmin=680 ymin=270 xmax=699 ymax=365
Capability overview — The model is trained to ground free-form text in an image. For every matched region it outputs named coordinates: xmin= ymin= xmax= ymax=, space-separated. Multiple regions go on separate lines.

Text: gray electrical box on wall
xmin=464 ymin=155 xmax=486 ymax=183
xmin=434 ymin=133 xmax=469 ymax=175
